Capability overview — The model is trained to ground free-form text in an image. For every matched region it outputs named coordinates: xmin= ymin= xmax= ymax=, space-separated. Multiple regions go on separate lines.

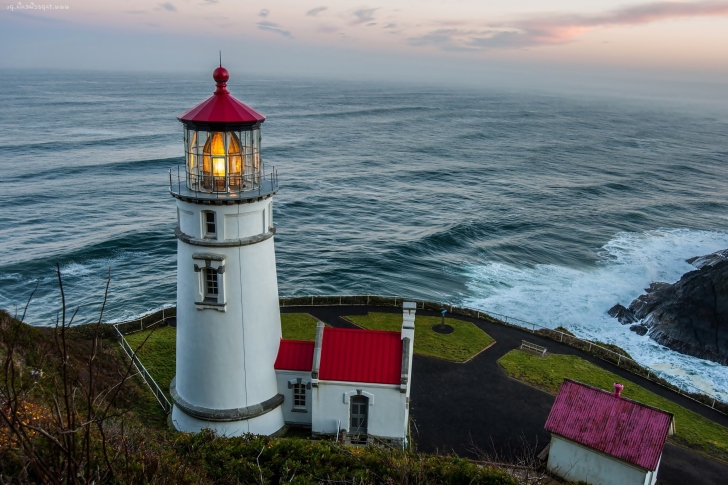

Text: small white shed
xmin=544 ymin=380 xmax=674 ymax=485
xmin=274 ymin=303 xmax=416 ymax=448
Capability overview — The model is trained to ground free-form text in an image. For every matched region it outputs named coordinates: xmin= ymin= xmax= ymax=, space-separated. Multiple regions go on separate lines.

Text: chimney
xmin=614 ymin=383 xmax=624 ymax=398
xmin=401 ymin=301 xmax=416 ymax=341
xmin=311 ymin=321 xmax=325 ymax=387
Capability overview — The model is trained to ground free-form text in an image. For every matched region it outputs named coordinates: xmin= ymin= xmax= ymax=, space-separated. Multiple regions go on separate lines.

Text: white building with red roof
xmin=544 ymin=379 xmax=674 ymax=485
xmin=274 ymin=303 xmax=416 ymax=447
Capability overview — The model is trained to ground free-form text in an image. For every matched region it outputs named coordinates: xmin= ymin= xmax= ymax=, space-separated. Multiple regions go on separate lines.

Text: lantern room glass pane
xmin=182 ymin=126 xmax=264 ymax=194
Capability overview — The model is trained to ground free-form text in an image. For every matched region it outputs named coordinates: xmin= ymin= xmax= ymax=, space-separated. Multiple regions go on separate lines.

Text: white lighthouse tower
xmin=169 ymin=65 xmax=285 ymax=435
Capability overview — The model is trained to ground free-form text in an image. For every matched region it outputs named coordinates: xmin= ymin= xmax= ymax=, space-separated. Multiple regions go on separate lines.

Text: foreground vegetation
xmin=0 ymin=307 xmax=523 ymax=483
xmin=346 ymin=312 xmax=494 ymax=362
xmin=498 ymin=349 xmax=728 ymax=463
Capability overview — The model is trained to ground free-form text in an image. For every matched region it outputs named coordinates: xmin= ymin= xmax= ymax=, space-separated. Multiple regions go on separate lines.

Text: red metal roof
xmin=319 ymin=327 xmax=402 ymax=385
xmin=274 ymin=340 xmax=314 ymax=372
xmin=179 ymin=66 xmax=265 ymax=125
xmin=544 ymin=380 xmax=673 ymax=471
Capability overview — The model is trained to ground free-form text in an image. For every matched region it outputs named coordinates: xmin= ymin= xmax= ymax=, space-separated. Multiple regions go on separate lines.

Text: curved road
xmin=282 ymin=305 xmax=728 ymax=485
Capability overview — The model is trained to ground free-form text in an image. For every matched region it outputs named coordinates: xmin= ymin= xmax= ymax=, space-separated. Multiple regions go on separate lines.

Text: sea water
xmin=0 ymin=69 xmax=727 ymax=398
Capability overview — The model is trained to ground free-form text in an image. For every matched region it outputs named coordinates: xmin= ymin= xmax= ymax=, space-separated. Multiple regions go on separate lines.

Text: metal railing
xmin=106 ymin=295 xmax=727 ymax=416
xmin=169 ymin=164 xmax=278 ymax=199
xmin=278 ymin=294 xmax=728 ymax=414
xmin=112 ymin=310 xmax=173 ymax=414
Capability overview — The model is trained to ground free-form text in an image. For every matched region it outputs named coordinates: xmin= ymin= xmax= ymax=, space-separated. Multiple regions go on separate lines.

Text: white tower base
xmin=171 ymin=403 xmax=285 ymax=436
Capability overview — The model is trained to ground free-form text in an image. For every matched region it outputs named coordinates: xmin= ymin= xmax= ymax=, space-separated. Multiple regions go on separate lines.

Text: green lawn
xmin=498 ymin=349 xmax=728 ymax=463
xmin=345 ymin=313 xmax=494 ymax=363
xmin=280 ymin=313 xmax=320 ymax=341
xmin=125 ymin=326 xmax=177 ymax=400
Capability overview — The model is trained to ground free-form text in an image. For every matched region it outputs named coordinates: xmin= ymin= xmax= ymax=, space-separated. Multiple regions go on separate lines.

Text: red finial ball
xmin=213 ymin=66 xmax=229 ymax=83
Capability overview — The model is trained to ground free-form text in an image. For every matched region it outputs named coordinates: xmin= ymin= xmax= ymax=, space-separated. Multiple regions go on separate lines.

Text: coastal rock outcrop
xmin=607 ymin=250 xmax=728 ymax=365
xmin=607 ymin=304 xmax=637 ymax=324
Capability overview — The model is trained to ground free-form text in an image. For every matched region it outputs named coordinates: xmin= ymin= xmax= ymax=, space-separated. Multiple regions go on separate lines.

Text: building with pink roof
xmin=544 ymin=379 xmax=674 ymax=485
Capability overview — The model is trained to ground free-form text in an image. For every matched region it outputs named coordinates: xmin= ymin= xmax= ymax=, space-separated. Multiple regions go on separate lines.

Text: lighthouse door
xmin=349 ymin=395 xmax=369 ymax=443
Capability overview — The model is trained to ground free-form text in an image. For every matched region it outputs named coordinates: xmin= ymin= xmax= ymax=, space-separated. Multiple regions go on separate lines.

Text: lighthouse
xmin=169 ymin=65 xmax=285 ymax=435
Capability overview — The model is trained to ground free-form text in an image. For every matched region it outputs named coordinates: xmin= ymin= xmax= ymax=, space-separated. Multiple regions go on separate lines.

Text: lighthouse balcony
xmin=169 ymin=164 xmax=278 ymax=202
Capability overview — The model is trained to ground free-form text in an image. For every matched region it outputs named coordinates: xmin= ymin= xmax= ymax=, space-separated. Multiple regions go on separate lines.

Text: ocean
xmin=1 ymin=69 xmax=727 ymax=399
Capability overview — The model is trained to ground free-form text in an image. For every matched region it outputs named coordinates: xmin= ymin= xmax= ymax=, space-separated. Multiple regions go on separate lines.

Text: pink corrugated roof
xmin=274 ymin=340 xmax=314 ymax=372
xmin=319 ymin=328 xmax=402 ymax=385
xmin=544 ymin=379 xmax=673 ymax=471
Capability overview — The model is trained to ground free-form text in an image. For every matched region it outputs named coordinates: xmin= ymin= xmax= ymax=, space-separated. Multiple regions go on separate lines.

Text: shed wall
xmin=547 ymin=435 xmax=652 ymax=485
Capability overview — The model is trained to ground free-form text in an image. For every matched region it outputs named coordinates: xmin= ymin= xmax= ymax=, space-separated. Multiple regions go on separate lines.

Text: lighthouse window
xmin=203 ymin=211 xmax=216 ymax=238
xmin=204 ymin=268 xmax=219 ymax=301
xmin=292 ymin=383 xmax=306 ymax=409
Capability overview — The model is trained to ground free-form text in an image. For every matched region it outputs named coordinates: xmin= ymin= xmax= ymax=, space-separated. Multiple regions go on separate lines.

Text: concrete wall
xmin=174 ymin=196 xmax=284 ymax=435
xmin=311 ymin=381 xmax=407 ymax=440
xmin=547 ymin=435 xmax=655 ymax=485
xmin=275 ymin=370 xmax=313 ymax=426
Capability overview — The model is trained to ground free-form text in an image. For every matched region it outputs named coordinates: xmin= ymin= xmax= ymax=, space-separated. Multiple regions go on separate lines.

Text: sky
xmin=1 ymin=1 xmax=728 ymax=91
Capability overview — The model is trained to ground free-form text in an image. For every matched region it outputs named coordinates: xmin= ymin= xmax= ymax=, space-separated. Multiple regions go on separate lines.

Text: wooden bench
xmin=520 ymin=340 xmax=547 ymax=357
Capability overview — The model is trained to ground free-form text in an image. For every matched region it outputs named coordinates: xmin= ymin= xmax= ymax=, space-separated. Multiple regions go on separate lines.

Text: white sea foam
xmin=464 ymin=228 xmax=728 ymax=401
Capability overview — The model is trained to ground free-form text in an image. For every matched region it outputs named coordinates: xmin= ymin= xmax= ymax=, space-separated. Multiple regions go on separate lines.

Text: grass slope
xmin=125 ymin=326 xmax=177 ymax=401
xmin=498 ymin=349 xmax=728 ymax=463
xmin=346 ymin=313 xmax=494 ymax=363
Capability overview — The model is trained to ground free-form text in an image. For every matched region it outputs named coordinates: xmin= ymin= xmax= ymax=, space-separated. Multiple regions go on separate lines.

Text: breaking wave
xmin=463 ymin=228 xmax=728 ymax=400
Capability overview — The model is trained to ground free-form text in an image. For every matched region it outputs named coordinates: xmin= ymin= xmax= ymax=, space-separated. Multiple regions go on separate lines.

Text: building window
xmin=203 ymin=211 xmax=216 ymax=238
xmin=204 ymin=268 xmax=219 ymax=302
xmin=292 ymin=383 xmax=306 ymax=409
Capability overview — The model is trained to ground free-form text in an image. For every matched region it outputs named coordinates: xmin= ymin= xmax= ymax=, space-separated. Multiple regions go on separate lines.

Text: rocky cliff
xmin=607 ymin=250 xmax=728 ymax=365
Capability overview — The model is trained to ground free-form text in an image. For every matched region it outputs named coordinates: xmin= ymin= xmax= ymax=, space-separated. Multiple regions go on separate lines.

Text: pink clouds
xmin=410 ymin=1 xmax=728 ymax=50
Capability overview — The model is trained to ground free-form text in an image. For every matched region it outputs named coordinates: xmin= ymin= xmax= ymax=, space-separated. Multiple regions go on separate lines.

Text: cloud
xmin=410 ymin=1 xmax=728 ymax=50
xmin=307 ymin=6 xmax=328 ymax=17
xmin=259 ymin=9 xmax=270 ymax=18
xmin=257 ymin=21 xmax=293 ymax=38
xmin=317 ymin=25 xmax=339 ymax=34
xmin=350 ymin=7 xmax=378 ymax=25
xmin=158 ymin=2 xmax=176 ymax=12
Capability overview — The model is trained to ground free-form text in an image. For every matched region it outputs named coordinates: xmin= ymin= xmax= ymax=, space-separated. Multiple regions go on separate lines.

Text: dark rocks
xmin=644 ymin=259 xmax=728 ymax=365
xmin=628 ymin=282 xmax=672 ymax=319
xmin=607 ymin=253 xmax=728 ymax=365
xmin=608 ymin=304 xmax=637 ymax=325
xmin=686 ymin=249 xmax=728 ymax=269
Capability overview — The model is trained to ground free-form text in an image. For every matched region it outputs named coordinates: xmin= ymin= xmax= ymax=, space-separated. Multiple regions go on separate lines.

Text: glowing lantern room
xmin=172 ymin=66 xmax=277 ymax=199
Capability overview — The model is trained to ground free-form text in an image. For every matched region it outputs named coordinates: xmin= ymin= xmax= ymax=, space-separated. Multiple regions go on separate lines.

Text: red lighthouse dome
xmin=178 ymin=66 xmax=265 ymax=127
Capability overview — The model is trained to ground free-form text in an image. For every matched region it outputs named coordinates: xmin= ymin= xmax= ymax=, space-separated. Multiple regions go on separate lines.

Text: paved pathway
xmin=283 ymin=305 xmax=728 ymax=485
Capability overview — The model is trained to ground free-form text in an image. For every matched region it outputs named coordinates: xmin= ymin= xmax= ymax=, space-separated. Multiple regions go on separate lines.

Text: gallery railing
xmin=169 ymin=164 xmax=278 ymax=199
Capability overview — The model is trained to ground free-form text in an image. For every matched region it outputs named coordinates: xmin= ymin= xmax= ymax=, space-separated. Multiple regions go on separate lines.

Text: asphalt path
xmin=282 ymin=305 xmax=728 ymax=485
